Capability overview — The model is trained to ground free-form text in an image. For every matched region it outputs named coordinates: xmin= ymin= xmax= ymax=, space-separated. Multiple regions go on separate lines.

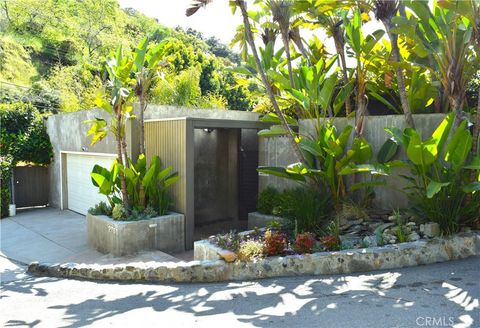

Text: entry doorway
xmin=193 ymin=128 xmax=258 ymax=240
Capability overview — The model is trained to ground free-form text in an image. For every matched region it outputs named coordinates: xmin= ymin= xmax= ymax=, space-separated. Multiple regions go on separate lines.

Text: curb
xmin=27 ymin=232 xmax=480 ymax=283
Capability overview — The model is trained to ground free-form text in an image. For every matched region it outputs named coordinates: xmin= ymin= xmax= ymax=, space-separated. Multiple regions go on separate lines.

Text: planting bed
xmin=87 ymin=212 xmax=185 ymax=256
xmin=29 ymin=232 xmax=480 ymax=283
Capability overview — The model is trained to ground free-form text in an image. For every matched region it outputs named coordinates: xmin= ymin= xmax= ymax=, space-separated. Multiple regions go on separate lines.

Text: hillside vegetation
xmin=0 ymin=0 xmax=253 ymax=112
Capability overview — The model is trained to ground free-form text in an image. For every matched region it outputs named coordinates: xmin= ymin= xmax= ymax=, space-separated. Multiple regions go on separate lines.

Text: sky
xmin=117 ymin=0 xmax=384 ymax=66
xmin=117 ymin=0 xmax=242 ymax=45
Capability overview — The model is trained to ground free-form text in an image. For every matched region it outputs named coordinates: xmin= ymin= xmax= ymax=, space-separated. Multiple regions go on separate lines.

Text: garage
xmin=64 ymin=152 xmax=117 ymax=215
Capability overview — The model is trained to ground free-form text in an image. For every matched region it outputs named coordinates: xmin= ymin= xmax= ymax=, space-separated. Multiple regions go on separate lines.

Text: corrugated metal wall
xmin=145 ymin=119 xmax=194 ymax=249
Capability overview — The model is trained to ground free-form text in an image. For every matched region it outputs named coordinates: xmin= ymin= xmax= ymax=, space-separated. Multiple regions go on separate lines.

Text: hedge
xmin=0 ymin=102 xmax=53 ymax=217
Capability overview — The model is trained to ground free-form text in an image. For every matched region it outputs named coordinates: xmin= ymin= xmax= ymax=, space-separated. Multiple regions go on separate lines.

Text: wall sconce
xmin=203 ymin=128 xmax=214 ymax=133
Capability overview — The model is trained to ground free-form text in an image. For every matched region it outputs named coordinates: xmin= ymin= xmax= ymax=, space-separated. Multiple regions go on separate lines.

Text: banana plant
xmin=386 ymin=113 xmax=480 ymax=233
xmin=258 ymin=122 xmax=395 ymax=204
xmin=400 ymin=0 xmax=476 ymax=125
xmin=91 ymin=160 xmax=122 ymax=208
xmin=85 ymin=46 xmax=136 ymax=206
xmin=132 ymin=37 xmax=169 ymax=155
xmin=343 ymin=8 xmax=385 ymax=136
xmin=91 ymin=154 xmax=179 ymax=215
xmin=286 ymin=58 xmax=354 ymax=119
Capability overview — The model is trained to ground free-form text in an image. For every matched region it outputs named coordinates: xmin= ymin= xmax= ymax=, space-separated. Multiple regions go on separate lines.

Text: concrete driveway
xmin=0 ymin=207 xmax=180 ymax=265
xmin=1 ymin=255 xmax=479 ymax=327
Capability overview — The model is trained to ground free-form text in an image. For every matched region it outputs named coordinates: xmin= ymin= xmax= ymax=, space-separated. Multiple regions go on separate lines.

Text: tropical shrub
xmin=259 ymin=121 xmax=396 ymax=204
xmin=387 ymin=113 xmax=480 ymax=234
xmin=0 ymin=155 xmax=12 ymax=218
xmin=294 ymin=232 xmax=316 ymax=254
xmin=90 ymin=154 xmax=179 ymax=219
xmin=256 ymin=186 xmax=281 ymax=215
xmin=263 ymin=229 xmax=286 ymax=256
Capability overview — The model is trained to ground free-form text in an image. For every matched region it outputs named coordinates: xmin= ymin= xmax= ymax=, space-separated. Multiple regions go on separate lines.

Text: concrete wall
xmin=194 ymin=128 xmax=239 ymax=225
xmin=46 ymin=105 xmax=261 ymax=210
xmin=46 ymin=109 xmax=119 ymax=208
xmin=259 ymin=114 xmax=446 ymax=209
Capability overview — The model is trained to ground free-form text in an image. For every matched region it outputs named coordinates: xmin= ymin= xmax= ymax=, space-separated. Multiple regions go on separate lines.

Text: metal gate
xmin=13 ymin=166 xmax=49 ymax=208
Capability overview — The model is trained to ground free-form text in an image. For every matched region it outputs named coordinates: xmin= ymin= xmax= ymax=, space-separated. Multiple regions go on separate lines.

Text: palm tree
xmin=462 ymin=0 xmax=480 ymax=158
xmin=289 ymin=26 xmax=311 ymax=66
xmin=186 ymin=0 xmax=307 ymax=165
xmin=268 ymin=0 xmax=296 ymax=89
xmin=373 ymin=0 xmax=415 ymax=128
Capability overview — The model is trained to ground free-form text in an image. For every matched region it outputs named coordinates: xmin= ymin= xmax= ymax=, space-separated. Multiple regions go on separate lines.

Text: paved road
xmin=1 ymin=255 xmax=479 ymax=328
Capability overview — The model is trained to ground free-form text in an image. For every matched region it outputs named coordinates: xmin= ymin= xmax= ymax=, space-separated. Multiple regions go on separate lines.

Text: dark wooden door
xmin=238 ymin=129 xmax=259 ymax=221
xmin=13 ymin=166 xmax=49 ymax=208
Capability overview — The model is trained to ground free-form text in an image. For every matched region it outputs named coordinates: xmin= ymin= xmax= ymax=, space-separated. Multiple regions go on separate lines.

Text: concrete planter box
xmin=87 ymin=212 xmax=184 ymax=257
xmin=248 ymin=212 xmax=285 ymax=229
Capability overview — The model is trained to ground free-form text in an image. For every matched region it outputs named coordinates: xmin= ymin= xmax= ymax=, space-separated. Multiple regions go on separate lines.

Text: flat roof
xmin=145 ymin=117 xmax=270 ymax=129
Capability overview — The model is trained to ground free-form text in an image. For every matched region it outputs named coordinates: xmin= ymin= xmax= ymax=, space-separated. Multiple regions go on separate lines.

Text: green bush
xmin=0 ymin=103 xmax=53 ymax=217
xmin=0 ymin=102 xmax=53 ymax=165
xmin=388 ymin=113 xmax=480 ymax=234
xmin=277 ymin=187 xmax=333 ymax=235
xmin=90 ymin=154 xmax=179 ymax=220
xmin=256 ymin=186 xmax=281 ymax=215
xmin=88 ymin=201 xmax=112 ymax=216
xmin=0 ymin=156 xmax=13 ymax=218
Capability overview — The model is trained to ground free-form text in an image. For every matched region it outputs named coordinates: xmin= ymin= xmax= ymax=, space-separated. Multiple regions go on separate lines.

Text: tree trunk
xmin=472 ymin=86 xmax=480 ymax=157
xmin=355 ymin=64 xmax=367 ymax=137
xmin=290 ymin=27 xmax=311 ymax=66
xmin=333 ymin=32 xmax=352 ymax=115
xmin=139 ymin=91 xmax=146 ymax=155
xmin=116 ymin=108 xmax=129 ymax=206
xmin=451 ymin=96 xmax=464 ymax=129
xmin=281 ymin=31 xmax=295 ymax=89
xmin=236 ymin=0 xmax=306 ymax=165
xmin=384 ymin=24 xmax=415 ymax=128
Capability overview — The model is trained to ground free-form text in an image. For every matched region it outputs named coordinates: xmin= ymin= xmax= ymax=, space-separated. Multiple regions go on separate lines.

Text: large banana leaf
xmin=444 ymin=121 xmax=472 ymax=169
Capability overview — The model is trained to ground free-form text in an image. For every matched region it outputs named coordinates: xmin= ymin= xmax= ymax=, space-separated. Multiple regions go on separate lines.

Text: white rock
xmin=424 ymin=222 xmax=440 ymax=238
xmin=406 ymin=222 xmax=416 ymax=227
xmin=408 ymin=232 xmax=420 ymax=241
xmin=419 ymin=224 xmax=425 ymax=233
xmin=387 ymin=215 xmax=397 ymax=222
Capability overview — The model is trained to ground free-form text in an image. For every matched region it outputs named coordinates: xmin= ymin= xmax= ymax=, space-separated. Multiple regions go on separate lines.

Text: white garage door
xmin=66 ymin=153 xmax=117 ymax=215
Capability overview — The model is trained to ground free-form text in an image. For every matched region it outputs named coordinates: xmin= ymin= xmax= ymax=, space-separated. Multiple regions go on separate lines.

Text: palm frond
xmin=185 ymin=0 xmax=213 ymax=17
xmin=373 ymin=0 xmax=398 ymax=22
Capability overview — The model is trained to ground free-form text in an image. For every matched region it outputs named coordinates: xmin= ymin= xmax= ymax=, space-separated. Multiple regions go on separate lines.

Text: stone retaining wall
xmin=28 ymin=232 xmax=480 ymax=283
